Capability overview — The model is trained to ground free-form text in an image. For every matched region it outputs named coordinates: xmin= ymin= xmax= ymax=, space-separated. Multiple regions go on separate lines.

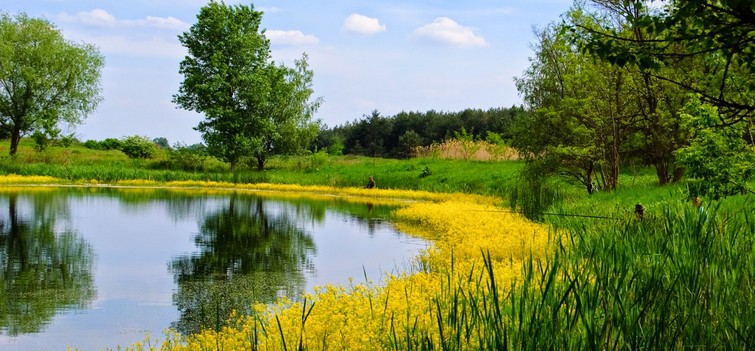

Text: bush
xmin=101 ymin=138 xmax=122 ymax=150
xmin=120 ymin=135 xmax=157 ymax=159
xmin=83 ymin=139 xmax=100 ymax=149
xmin=32 ymin=131 xmax=50 ymax=152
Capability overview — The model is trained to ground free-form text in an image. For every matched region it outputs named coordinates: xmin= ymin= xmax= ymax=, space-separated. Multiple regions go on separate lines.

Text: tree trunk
xmin=256 ymin=155 xmax=265 ymax=171
xmin=655 ymin=160 xmax=669 ymax=185
xmin=672 ymin=167 xmax=685 ymax=183
xmin=9 ymin=126 xmax=21 ymax=156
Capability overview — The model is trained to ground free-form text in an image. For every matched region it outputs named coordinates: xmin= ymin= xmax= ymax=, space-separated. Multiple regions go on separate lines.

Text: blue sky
xmin=4 ymin=0 xmax=573 ymax=145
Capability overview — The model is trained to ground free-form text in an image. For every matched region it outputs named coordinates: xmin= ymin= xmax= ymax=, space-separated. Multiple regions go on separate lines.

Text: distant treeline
xmin=313 ymin=106 xmax=526 ymax=158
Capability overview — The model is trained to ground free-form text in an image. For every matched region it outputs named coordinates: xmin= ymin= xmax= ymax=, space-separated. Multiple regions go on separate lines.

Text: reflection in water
xmin=169 ymin=194 xmax=316 ymax=334
xmin=0 ymin=193 xmax=95 ymax=336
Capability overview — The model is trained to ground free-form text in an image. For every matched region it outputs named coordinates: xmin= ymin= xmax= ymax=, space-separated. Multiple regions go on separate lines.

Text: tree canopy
xmin=174 ymin=2 xmax=320 ymax=170
xmin=570 ymin=0 xmax=755 ymax=124
xmin=0 ymin=12 xmax=103 ymax=155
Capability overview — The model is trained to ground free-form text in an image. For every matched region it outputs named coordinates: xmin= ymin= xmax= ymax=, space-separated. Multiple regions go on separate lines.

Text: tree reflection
xmin=0 ymin=193 xmax=95 ymax=336
xmin=170 ymin=194 xmax=316 ymax=334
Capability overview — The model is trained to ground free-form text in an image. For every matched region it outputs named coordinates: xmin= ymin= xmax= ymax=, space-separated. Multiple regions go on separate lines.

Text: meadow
xmin=1 ymin=140 xmax=753 ymax=350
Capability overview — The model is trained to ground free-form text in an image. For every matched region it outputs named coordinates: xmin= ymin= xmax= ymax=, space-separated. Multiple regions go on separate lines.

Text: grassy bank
xmin=0 ymin=141 xmax=523 ymax=195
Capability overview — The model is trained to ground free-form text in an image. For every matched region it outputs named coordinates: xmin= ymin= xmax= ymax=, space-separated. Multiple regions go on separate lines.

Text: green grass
xmin=0 ymin=140 xmax=524 ymax=196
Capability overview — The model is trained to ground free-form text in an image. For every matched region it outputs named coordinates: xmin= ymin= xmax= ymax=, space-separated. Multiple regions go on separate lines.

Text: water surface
xmin=0 ymin=187 xmax=426 ymax=350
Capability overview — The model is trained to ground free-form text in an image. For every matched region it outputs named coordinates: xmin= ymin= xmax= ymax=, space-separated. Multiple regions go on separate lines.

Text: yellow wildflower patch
xmin=0 ymin=174 xmax=59 ymax=184
xmin=146 ymin=192 xmax=551 ymax=350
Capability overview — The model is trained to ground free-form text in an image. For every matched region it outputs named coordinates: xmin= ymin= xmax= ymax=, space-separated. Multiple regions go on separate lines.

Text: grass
xmin=0 ymin=140 xmax=524 ymax=196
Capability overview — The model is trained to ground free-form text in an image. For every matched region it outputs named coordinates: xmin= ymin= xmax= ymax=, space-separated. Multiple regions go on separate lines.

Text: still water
xmin=0 ymin=187 xmax=427 ymax=350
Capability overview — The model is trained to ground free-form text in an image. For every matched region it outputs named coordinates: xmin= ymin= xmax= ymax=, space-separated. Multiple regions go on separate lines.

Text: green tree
xmin=515 ymin=20 xmax=638 ymax=192
xmin=174 ymin=3 xmax=320 ymax=170
xmin=676 ymin=97 xmax=755 ymax=197
xmin=572 ymin=0 xmax=755 ymax=126
xmin=120 ymin=135 xmax=158 ymax=159
xmin=252 ymin=54 xmax=321 ymax=170
xmin=0 ymin=13 xmax=103 ymax=156
xmin=396 ymin=130 xmax=422 ymax=159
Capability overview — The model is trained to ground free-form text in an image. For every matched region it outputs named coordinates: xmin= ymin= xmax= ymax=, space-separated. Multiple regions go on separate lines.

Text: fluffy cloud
xmin=58 ymin=9 xmax=188 ymax=31
xmin=342 ymin=14 xmax=386 ymax=35
xmin=266 ymin=30 xmax=319 ymax=46
xmin=412 ymin=17 xmax=487 ymax=47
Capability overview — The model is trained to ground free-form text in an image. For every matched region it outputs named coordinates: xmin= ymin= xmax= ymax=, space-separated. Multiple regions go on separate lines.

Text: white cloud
xmin=59 ymin=8 xmax=116 ymax=27
xmin=342 ymin=14 xmax=386 ymax=35
xmin=267 ymin=30 xmax=319 ymax=46
xmin=138 ymin=16 xmax=188 ymax=31
xmin=57 ymin=9 xmax=189 ymax=31
xmin=412 ymin=17 xmax=487 ymax=47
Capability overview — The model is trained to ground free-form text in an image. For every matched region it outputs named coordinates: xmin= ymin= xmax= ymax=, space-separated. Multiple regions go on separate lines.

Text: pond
xmin=0 ymin=187 xmax=427 ymax=350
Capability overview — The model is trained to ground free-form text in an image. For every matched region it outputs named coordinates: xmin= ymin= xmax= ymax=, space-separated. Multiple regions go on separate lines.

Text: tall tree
xmin=0 ymin=13 xmax=103 ymax=156
xmin=252 ymin=54 xmax=321 ymax=170
xmin=174 ymin=2 xmax=320 ymax=170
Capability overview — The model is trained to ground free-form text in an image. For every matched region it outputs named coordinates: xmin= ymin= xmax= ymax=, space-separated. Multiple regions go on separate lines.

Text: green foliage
xmin=503 ymin=164 xmax=564 ymax=221
xmin=307 ymin=149 xmax=329 ymax=170
xmin=397 ymin=130 xmax=422 ymax=159
xmin=0 ymin=12 xmax=103 ymax=155
xmin=316 ymin=106 xmax=525 ymax=158
xmin=119 ymin=135 xmax=158 ymax=159
xmin=675 ymin=98 xmax=755 ymax=197
xmin=58 ymin=134 xmax=77 ymax=148
xmin=31 ymin=131 xmax=50 ymax=152
xmin=159 ymin=143 xmax=225 ymax=172
xmin=419 ymin=166 xmax=431 ymax=178
xmin=571 ymin=1 xmax=755 ymax=127
xmin=328 ymin=136 xmax=345 ymax=156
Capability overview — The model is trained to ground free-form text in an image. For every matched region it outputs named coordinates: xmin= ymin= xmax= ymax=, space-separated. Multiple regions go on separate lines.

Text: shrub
xmin=100 ymin=138 xmax=122 ymax=150
xmin=120 ymin=135 xmax=157 ymax=159
xmin=83 ymin=139 xmax=100 ymax=149
xmin=32 ymin=131 xmax=50 ymax=152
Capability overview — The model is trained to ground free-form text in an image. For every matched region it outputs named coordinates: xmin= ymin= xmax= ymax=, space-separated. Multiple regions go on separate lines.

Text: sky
xmin=3 ymin=0 xmax=573 ymax=145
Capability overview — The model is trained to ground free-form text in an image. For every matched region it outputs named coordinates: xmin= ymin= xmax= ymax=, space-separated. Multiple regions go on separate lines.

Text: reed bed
xmin=413 ymin=139 xmax=518 ymax=161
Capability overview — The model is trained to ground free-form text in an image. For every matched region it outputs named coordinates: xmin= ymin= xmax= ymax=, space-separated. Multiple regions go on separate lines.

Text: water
xmin=0 ymin=187 xmax=427 ymax=350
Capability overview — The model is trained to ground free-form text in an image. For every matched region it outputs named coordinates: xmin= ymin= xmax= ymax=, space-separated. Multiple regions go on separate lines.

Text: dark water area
xmin=0 ymin=187 xmax=427 ymax=350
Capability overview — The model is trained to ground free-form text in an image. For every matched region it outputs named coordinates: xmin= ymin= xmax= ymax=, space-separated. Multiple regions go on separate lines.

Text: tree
xmin=676 ymin=97 xmax=755 ymax=198
xmin=252 ymin=54 xmax=321 ymax=170
xmin=571 ymin=0 xmax=755 ymax=125
xmin=0 ymin=13 xmax=103 ymax=156
xmin=174 ymin=2 xmax=320 ymax=171
xmin=514 ymin=20 xmax=638 ymax=192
